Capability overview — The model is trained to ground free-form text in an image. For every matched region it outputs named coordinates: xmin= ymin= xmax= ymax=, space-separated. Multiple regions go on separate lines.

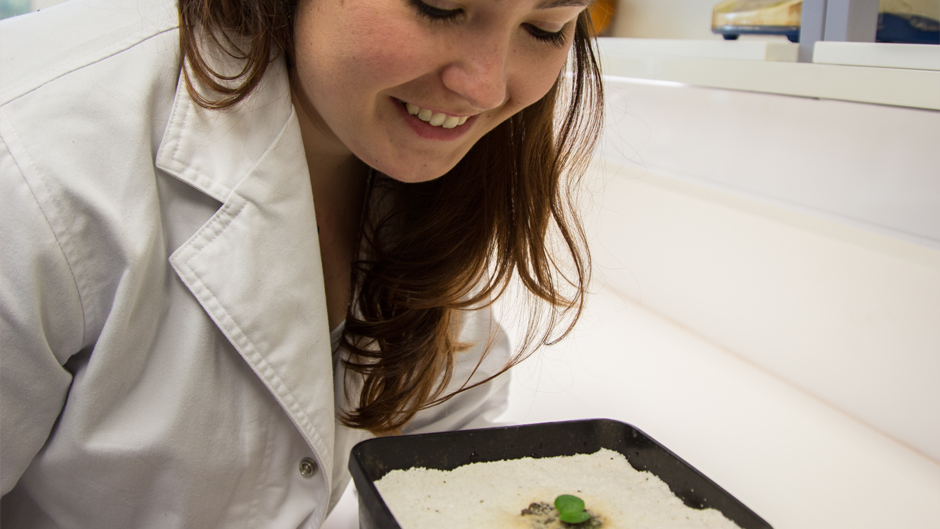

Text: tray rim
xmin=349 ymin=418 xmax=772 ymax=529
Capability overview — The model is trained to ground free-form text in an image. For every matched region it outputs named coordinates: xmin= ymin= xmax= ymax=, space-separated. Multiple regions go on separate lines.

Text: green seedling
xmin=554 ymin=494 xmax=591 ymax=524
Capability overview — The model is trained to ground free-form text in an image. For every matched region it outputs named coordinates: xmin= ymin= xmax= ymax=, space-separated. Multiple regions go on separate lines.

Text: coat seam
xmin=165 ymin=83 xmax=188 ymax=169
xmin=1 ymin=27 xmax=180 ymax=107
xmin=0 ymin=120 xmax=87 ymax=347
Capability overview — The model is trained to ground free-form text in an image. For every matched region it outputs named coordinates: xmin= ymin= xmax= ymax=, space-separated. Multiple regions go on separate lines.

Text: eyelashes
xmin=405 ymin=0 xmax=571 ymax=48
xmin=407 ymin=0 xmax=462 ymax=22
xmin=524 ymin=24 xmax=569 ymax=47
xmin=408 ymin=0 xmax=460 ymax=21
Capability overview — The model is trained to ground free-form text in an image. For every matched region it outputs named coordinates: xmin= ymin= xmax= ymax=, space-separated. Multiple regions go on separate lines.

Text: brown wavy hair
xmin=177 ymin=0 xmax=604 ymax=434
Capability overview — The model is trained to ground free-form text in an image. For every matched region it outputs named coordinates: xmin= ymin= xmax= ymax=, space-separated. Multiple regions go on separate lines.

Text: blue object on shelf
xmin=877 ymin=12 xmax=940 ymax=44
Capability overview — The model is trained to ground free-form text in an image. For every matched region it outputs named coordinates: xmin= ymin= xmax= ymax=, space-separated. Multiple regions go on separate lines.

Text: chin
xmin=372 ymin=157 xmax=462 ymax=184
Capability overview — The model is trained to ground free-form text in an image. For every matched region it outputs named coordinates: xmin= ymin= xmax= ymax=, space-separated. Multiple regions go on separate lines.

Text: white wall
xmin=597 ymin=74 xmax=940 ymax=245
xmin=586 ymin=76 xmax=940 ymax=462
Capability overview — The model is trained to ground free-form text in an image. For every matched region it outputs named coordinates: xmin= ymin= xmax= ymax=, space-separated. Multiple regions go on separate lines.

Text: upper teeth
xmin=405 ymin=103 xmax=469 ymax=129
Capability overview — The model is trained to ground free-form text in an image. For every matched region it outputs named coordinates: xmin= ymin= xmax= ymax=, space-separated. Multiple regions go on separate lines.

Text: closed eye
xmin=407 ymin=0 xmax=462 ymax=23
xmin=407 ymin=0 xmax=575 ymax=47
xmin=525 ymin=23 xmax=569 ymax=47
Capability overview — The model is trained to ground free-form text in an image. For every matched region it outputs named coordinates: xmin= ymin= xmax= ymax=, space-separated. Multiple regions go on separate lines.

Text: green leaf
xmin=554 ymin=494 xmax=590 ymax=524
xmin=554 ymin=494 xmax=585 ymax=514
xmin=559 ymin=510 xmax=592 ymax=524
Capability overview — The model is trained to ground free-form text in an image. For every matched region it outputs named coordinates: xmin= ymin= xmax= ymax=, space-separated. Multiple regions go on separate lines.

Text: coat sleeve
xmin=0 ymin=135 xmax=83 ymax=495
xmin=400 ymin=303 xmax=513 ymax=435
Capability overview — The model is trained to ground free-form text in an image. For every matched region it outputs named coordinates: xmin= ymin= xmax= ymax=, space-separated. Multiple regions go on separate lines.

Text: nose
xmin=440 ymin=37 xmax=509 ymax=111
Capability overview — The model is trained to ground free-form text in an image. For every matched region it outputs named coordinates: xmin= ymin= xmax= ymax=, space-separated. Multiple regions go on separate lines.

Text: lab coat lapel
xmin=155 ymin=59 xmax=337 ymax=488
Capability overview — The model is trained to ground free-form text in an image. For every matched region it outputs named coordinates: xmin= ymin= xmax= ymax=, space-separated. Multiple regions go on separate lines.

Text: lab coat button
xmin=299 ymin=457 xmax=318 ymax=478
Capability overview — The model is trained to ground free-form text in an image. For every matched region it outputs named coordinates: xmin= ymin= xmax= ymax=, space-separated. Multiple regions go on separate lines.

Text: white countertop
xmin=323 ymin=286 xmax=940 ymax=529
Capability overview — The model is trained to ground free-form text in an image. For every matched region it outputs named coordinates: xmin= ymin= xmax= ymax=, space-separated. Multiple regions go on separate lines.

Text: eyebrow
xmin=535 ymin=0 xmax=593 ymax=9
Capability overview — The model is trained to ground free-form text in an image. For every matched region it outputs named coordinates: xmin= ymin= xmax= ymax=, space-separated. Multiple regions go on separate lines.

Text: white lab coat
xmin=0 ymin=0 xmax=511 ymax=527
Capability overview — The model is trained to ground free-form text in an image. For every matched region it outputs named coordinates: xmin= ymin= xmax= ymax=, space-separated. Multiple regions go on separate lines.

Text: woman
xmin=0 ymin=0 xmax=603 ymax=525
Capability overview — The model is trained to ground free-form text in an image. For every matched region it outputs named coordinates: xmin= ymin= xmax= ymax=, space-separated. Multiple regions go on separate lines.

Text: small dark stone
xmin=521 ymin=502 xmax=555 ymax=517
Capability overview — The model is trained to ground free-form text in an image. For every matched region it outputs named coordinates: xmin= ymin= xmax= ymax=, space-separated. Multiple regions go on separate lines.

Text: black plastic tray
xmin=349 ymin=419 xmax=772 ymax=529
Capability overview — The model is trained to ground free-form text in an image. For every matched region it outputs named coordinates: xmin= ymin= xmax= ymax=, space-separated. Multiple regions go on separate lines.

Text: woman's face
xmin=292 ymin=0 xmax=589 ymax=183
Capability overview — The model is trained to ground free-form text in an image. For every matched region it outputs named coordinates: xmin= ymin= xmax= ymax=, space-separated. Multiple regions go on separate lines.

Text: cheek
xmin=347 ymin=18 xmax=426 ymax=79
xmin=506 ymin=51 xmax=567 ymax=113
xmin=293 ymin=6 xmax=419 ymax=102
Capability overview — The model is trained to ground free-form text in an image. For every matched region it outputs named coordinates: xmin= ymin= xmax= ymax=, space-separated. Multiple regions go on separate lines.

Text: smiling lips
xmin=404 ymin=102 xmax=470 ymax=129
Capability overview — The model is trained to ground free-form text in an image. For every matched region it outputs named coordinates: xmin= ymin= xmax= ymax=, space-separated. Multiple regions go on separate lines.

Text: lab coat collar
xmin=155 ymin=57 xmax=337 ymax=499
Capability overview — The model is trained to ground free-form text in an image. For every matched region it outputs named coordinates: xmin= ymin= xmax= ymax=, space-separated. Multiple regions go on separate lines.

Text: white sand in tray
xmin=373 ymin=448 xmax=743 ymax=529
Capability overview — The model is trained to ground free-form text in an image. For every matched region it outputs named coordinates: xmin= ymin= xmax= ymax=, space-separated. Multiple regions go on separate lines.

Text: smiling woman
xmin=0 ymin=0 xmax=602 ymax=526
xmin=177 ymin=0 xmax=604 ymax=434
xmin=289 ymin=0 xmax=581 ymax=182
